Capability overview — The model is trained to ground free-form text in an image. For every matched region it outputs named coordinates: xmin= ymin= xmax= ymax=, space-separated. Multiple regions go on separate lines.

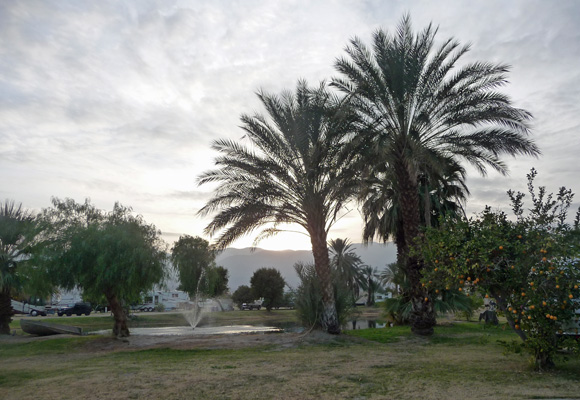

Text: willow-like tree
xmin=36 ymin=199 xmax=166 ymax=338
xmin=198 ymin=80 xmax=360 ymax=334
xmin=333 ymin=15 xmax=540 ymax=335
xmin=171 ymin=235 xmax=220 ymax=298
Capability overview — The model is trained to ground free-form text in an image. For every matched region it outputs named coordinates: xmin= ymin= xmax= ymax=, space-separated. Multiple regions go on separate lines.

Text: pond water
xmin=91 ymin=325 xmax=283 ymax=336
xmin=91 ymin=320 xmax=385 ymax=337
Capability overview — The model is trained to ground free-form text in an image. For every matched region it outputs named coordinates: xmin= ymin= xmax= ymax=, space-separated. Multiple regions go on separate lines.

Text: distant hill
xmin=217 ymin=242 xmax=397 ymax=292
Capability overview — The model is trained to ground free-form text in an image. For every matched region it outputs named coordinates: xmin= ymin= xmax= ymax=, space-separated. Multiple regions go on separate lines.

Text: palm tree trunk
xmin=105 ymin=289 xmax=130 ymax=338
xmin=395 ymin=160 xmax=436 ymax=336
xmin=0 ymin=288 xmax=13 ymax=335
xmin=309 ymin=223 xmax=340 ymax=334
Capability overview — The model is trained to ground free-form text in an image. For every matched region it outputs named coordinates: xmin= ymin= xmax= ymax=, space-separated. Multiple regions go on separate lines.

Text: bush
xmin=294 ymin=262 xmax=353 ymax=330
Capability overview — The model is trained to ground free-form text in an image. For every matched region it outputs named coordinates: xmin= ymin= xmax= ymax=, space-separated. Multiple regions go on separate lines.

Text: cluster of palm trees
xmin=329 ymin=238 xmax=381 ymax=306
xmin=198 ymin=16 xmax=539 ymax=335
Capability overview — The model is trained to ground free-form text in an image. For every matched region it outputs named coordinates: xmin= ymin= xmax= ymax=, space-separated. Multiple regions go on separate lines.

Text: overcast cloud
xmin=1 ymin=0 xmax=579 ymax=250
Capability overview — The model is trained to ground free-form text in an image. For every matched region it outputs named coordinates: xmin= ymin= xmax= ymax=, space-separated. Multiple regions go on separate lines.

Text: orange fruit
xmin=570 ymin=294 xmax=574 ymax=299
xmin=574 ymin=285 xmax=578 ymax=289
xmin=458 ymin=288 xmax=462 ymax=292
xmin=424 ymin=297 xmax=429 ymax=302
xmin=528 ymin=316 xmax=532 ymax=320
xmin=485 ymin=294 xmax=489 ymax=298
xmin=499 ymin=246 xmax=504 ymax=250
xmin=515 ymin=324 xmax=520 ymax=329
xmin=542 ymin=257 xmax=547 ymax=262
xmin=542 ymin=301 xmax=547 ymax=306
xmin=530 ymin=282 xmax=534 ymax=286
xmin=556 ymin=285 xmax=560 ymax=289
xmin=434 ymin=268 xmax=438 ymax=272
xmin=521 ymin=292 xmax=526 ymax=297
xmin=530 ymin=305 xmax=535 ymax=310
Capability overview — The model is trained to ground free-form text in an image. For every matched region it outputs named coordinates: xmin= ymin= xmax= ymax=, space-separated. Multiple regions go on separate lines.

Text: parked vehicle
xmin=241 ymin=301 xmax=262 ymax=311
xmin=11 ymin=299 xmax=47 ymax=316
xmin=137 ymin=303 xmax=156 ymax=312
xmin=57 ymin=302 xmax=92 ymax=316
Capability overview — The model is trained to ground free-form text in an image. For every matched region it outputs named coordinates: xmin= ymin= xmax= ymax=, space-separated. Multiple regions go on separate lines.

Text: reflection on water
xmin=91 ymin=325 xmax=282 ymax=336
xmin=344 ymin=320 xmax=387 ymax=330
xmin=91 ymin=320 xmax=386 ymax=336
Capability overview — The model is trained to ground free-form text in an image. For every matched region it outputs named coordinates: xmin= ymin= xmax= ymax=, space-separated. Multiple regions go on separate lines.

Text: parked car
xmin=57 ymin=302 xmax=92 ymax=316
xmin=241 ymin=301 xmax=262 ymax=310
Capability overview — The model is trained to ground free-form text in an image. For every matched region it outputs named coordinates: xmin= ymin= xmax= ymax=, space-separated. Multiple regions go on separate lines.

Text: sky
xmin=1 ymin=0 xmax=579 ymax=251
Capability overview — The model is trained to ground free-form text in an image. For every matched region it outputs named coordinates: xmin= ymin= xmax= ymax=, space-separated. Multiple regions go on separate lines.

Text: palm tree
xmin=198 ymin=81 xmax=360 ymax=334
xmin=360 ymin=265 xmax=381 ymax=306
xmin=328 ymin=238 xmax=364 ymax=302
xmin=0 ymin=201 xmax=34 ymax=334
xmin=333 ymin=15 xmax=540 ymax=335
xmin=360 ymin=159 xmax=469 ymax=265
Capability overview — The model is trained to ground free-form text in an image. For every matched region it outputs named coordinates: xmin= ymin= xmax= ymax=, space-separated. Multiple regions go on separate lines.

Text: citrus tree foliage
xmin=170 ymin=235 xmax=226 ymax=298
xmin=417 ymin=170 xmax=580 ymax=369
xmin=250 ymin=267 xmax=286 ymax=311
xmin=231 ymin=285 xmax=253 ymax=308
xmin=36 ymin=198 xmax=167 ymax=337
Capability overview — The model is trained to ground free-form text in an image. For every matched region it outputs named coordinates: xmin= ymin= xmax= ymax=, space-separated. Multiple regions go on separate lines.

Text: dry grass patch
xmin=2 ymin=322 xmax=580 ymax=399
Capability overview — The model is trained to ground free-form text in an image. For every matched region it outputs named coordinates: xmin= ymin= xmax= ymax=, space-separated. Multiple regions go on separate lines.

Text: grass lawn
xmin=2 ymin=311 xmax=579 ymax=399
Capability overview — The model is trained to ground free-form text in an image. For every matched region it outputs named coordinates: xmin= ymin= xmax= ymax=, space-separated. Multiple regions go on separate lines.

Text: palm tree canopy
xmin=329 ymin=238 xmax=364 ymax=296
xmin=198 ymin=80 xmax=360 ymax=249
xmin=0 ymin=200 xmax=35 ymax=291
xmin=333 ymin=14 xmax=540 ymax=180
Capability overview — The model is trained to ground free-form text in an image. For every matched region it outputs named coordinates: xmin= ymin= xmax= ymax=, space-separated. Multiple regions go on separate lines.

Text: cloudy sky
xmin=1 ymin=0 xmax=579 ymax=251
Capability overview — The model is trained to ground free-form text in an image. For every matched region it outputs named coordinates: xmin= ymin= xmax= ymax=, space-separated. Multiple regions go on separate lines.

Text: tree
xmin=171 ymin=235 xmax=218 ymax=299
xmin=232 ymin=285 xmax=253 ymax=309
xmin=198 ymin=80 xmax=360 ymax=333
xmin=329 ymin=238 xmax=364 ymax=302
xmin=333 ymin=15 xmax=539 ymax=335
xmin=417 ymin=170 xmax=580 ymax=369
xmin=36 ymin=198 xmax=167 ymax=338
xmin=0 ymin=201 xmax=36 ymax=335
xmin=250 ymin=267 xmax=286 ymax=311
xmin=360 ymin=265 xmax=381 ymax=306
xmin=207 ymin=266 xmax=229 ymax=297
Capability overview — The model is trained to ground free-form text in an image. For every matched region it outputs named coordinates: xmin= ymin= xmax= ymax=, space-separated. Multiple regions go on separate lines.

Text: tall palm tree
xmin=0 ymin=201 xmax=34 ymax=334
xmin=333 ymin=15 xmax=540 ymax=335
xmin=328 ymin=238 xmax=364 ymax=302
xmin=198 ymin=81 xmax=360 ymax=334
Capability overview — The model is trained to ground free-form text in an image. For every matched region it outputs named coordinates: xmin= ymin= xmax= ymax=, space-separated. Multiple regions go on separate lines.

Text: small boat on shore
xmin=20 ymin=319 xmax=83 ymax=336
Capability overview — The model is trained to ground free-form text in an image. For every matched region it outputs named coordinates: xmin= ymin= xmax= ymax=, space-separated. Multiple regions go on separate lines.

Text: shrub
xmin=294 ymin=262 xmax=353 ymax=330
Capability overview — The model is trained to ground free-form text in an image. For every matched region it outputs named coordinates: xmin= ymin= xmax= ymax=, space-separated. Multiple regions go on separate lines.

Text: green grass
xmin=3 ymin=314 xmax=580 ymax=399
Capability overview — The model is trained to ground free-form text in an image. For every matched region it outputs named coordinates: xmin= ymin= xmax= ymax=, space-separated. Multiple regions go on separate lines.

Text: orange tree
xmin=415 ymin=170 xmax=580 ymax=370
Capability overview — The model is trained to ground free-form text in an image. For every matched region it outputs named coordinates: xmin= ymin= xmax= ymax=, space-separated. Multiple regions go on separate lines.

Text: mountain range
xmin=216 ymin=242 xmax=398 ymax=291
